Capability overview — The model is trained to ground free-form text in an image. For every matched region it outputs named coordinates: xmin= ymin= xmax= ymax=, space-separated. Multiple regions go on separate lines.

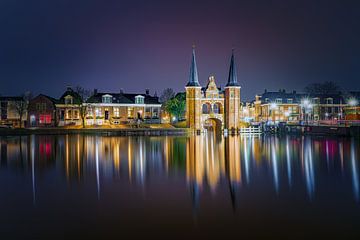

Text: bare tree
xmin=75 ymin=86 xmax=93 ymax=128
xmin=12 ymin=92 xmax=32 ymax=128
xmin=159 ymin=88 xmax=175 ymax=103
xmin=304 ymin=81 xmax=341 ymax=95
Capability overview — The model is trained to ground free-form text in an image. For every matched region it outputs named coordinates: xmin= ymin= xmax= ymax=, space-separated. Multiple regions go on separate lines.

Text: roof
xmin=186 ymin=48 xmax=200 ymax=87
xmin=86 ymin=92 xmax=160 ymax=104
xmin=59 ymin=88 xmax=82 ymax=104
xmin=226 ymin=51 xmax=240 ymax=87
xmin=258 ymin=90 xmax=346 ymax=104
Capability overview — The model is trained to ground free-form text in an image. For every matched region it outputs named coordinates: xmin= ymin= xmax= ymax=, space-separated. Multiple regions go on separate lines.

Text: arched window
xmin=213 ymin=103 xmax=222 ymax=114
xmin=202 ymin=103 xmax=211 ymax=114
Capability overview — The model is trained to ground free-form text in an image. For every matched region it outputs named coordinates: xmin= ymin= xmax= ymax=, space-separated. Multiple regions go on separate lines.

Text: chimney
xmin=94 ymin=89 xmax=98 ymax=95
xmin=120 ymin=88 xmax=124 ymax=94
xmin=293 ymin=90 xmax=297 ymax=94
xmin=145 ymin=89 xmax=150 ymax=95
xmin=264 ymin=89 xmax=267 ymax=93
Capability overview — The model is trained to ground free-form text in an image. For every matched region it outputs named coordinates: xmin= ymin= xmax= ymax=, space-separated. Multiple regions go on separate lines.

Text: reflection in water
xmin=0 ymin=134 xmax=359 ymax=208
xmin=351 ymin=138 xmax=359 ymax=201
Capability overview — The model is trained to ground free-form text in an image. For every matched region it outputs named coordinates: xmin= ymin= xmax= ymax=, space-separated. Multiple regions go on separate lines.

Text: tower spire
xmin=186 ymin=46 xmax=200 ymax=87
xmin=226 ymin=49 xmax=239 ymax=87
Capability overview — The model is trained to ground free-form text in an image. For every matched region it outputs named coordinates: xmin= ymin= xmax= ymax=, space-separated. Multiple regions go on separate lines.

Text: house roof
xmin=59 ymin=88 xmax=82 ymax=104
xmin=86 ymin=92 xmax=160 ymax=104
xmin=258 ymin=90 xmax=346 ymax=104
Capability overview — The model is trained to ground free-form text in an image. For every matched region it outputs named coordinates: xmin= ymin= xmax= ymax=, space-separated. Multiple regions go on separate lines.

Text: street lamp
xmin=269 ymin=102 xmax=277 ymax=124
xmin=301 ymin=98 xmax=313 ymax=125
xmin=348 ymin=98 xmax=358 ymax=107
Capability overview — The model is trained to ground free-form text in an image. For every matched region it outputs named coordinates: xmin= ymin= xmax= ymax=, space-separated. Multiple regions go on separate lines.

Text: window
xmin=127 ymin=107 xmax=134 ymax=118
xmin=287 ymin=98 xmax=293 ymax=104
xmin=60 ymin=110 xmax=65 ymax=120
xmin=39 ymin=114 xmax=51 ymax=124
xmin=65 ymin=96 xmax=73 ymax=105
xmin=326 ymin=98 xmax=333 ymax=104
xmin=264 ymin=98 xmax=269 ymax=103
xmin=152 ymin=108 xmax=159 ymax=118
xmin=95 ymin=108 xmax=102 ymax=117
xmin=313 ymin=98 xmax=320 ymax=104
xmin=87 ymin=108 xmax=93 ymax=117
xmin=275 ymin=98 xmax=282 ymax=104
xmin=74 ymin=110 xmax=79 ymax=119
xmin=213 ymin=103 xmax=221 ymax=114
xmin=113 ymin=107 xmax=120 ymax=117
xmin=135 ymin=95 xmax=144 ymax=104
xmin=102 ymin=95 xmax=112 ymax=103
xmin=66 ymin=110 xmax=72 ymax=119
xmin=202 ymin=103 xmax=211 ymax=114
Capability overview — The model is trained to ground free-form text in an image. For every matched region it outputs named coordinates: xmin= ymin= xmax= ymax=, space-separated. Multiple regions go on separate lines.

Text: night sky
xmin=1 ymin=0 xmax=359 ymax=100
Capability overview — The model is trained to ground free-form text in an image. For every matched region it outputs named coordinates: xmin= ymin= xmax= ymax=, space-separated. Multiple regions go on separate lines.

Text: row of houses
xmin=0 ymin=87 xmax=162 ymax=128
xmin=241 ymin=89 xmax=360 ymax=124
xmin=1 ymin=87 xmax=359 ymax=128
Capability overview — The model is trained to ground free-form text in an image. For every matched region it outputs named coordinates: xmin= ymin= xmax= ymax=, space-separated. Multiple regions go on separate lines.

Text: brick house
xmin=27 ymin=94 xmax=58 ymax=127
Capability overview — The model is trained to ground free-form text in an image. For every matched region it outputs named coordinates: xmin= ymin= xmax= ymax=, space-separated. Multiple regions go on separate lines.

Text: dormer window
xmin=64 ymin=96 xmax=73 ymax=105
xmin=326 ymin=98 xmax=333 ymax=104
xmin=275 ymin=98 xmax=282 ymax=104
xmin=102 ymin=94 xmax=112 ymax=103
xmin=287 ymin=98 xmax=293 ymax=104
xmin=135 ymin=95 xmax=145 ymax=104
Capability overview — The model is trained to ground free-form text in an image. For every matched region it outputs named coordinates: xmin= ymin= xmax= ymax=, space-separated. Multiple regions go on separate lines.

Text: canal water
xmin=0 ymin=134 xmax=359 ymax=238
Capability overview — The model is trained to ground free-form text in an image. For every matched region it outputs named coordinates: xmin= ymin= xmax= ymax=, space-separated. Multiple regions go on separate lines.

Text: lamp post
xmin=348 ymin=98 xmax=359 ymax=120
xmin=300 ymin=98 xmax=313 ymax=125
xmin=270 ymin=102 xmax=278 ymax=124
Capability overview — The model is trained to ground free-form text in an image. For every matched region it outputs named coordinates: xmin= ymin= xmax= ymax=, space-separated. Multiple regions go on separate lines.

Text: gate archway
xmin=203 ymin=118 xmax=222 ymax=133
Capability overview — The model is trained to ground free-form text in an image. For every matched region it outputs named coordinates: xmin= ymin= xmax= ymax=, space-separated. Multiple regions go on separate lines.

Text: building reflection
xmin=0 ymin=134 xmax=359 ymax=205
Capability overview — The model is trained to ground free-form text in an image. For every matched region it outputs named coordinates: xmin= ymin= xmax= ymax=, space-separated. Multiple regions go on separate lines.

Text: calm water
xmin=0 ymin=134 xmax=359 ymax=239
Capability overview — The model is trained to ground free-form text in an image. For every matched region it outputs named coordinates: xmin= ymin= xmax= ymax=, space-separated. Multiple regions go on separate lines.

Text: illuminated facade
xmin=56 ymin=87 xmax=83 ymax=126
xmin=84 ymin=89 xmax=161 ymax=126
xmin=251 ymin=89 xmax=354 ymax=124
xmin=186 ymin=48 xmax=241 ymax=132
xmin=0 ymin=96 xmax=27 ymax=128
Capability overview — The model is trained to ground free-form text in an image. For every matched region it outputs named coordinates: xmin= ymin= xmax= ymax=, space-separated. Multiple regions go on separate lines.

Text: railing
xmin=239 ymin=127 xmax=262 ymax=134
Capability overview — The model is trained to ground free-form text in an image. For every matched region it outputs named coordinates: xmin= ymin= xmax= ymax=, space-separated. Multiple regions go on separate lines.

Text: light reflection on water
xmin=0 ymin=133 xmax=360 ymax=237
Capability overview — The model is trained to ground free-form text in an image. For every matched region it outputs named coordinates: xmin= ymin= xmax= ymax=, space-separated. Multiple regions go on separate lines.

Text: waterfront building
xmin=56 ymin=87 xmax=83 ymax=126
xmin=253 ymin=90 xmax=303 ymax=124
xmin=27 ymin=94 xmax=58 ymax=127
xmin=252 ymin=89 xmax=351 ymax=124
xmin=0 ymin=96 xmax=27 ymax=128
xmin=185 ymin=48 xmax=241 ymax=132
xmin=85 ymin=89 xmax=161 ymax=126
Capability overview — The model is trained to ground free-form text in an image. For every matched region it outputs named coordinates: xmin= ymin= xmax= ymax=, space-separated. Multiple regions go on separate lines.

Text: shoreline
xmin=0 ymin=127 xmax=189 ymax=136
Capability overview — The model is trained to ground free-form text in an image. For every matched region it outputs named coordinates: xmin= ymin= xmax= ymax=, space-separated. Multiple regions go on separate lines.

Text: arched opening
xmin=202 ymin=103 xmax=211 ymax=114
xmin=213 ymin=103 xmax=222 ymax=114
xmin=203 ymin=118 xmax=222 ymax=133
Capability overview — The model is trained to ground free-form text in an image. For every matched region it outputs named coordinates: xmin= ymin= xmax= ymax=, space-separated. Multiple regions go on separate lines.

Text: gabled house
xmin=56 ymin=87 xmax=83 ymax=126
xmin=27 ymin=94 xmax=58 ymax=127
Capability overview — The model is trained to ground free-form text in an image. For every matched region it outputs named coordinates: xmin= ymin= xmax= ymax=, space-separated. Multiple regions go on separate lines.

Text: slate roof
xmin=59 ymin=88 xmax=82 ymax=104
xmin=226 ymin=51 xmax=240 ymax=87
xmin=86 ymin=92 xmax=160 ymax=104
xmin=258 ymin=90 xmax=346 ymax=104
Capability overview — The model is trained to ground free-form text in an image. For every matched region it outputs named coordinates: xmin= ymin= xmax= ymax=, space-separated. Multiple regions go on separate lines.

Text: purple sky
xmin=1 ymin=0 xmax=360 ymax=100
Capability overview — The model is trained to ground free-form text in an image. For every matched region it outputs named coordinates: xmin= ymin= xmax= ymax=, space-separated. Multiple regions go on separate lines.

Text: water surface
xmin=0 ymin=134 xmax=359 ymax=238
